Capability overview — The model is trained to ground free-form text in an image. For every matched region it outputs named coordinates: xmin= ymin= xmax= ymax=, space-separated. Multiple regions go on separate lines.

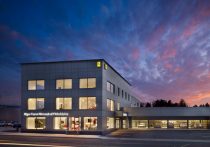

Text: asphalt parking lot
xmin=108 ymin=129 xmax=210 ymax=140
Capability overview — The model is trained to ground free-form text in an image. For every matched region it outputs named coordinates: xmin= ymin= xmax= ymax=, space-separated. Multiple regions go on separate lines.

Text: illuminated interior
xmin=107 ymin=117 xmax=114 ymax=129
xmin=26 ymin=117 xmax=46 ymax=129
xmin=79 ymin=97 xmax=96 ymax=109
xmin=107 ymin=99 xmax=114 ymax=111
xmin=56 ymin=97 xmax=72 ymax=110
xmin=84 ymin=117 xmax=97 ymax=130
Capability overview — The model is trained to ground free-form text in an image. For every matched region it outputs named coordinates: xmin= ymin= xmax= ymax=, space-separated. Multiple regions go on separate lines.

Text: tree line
xmin=140 ymin=99 xmax=210 ymax=107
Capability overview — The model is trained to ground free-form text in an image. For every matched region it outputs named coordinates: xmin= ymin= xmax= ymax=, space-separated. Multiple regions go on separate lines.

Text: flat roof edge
xmin=20 ymin=59 xmax=132 ymax=86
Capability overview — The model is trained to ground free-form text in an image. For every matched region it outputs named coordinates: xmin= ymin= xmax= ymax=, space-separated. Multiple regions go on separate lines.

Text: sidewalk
xmin=0 ymin=132 xmax=102 ymax=139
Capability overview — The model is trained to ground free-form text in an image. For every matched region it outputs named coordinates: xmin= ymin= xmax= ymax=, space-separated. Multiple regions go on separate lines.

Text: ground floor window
xmin=123 ymin=119 xmax=127 ymax=128
xmin=107 ymin=117 xmax=114 ymax=129
xmin=116 ymin=118 xmax=120 ymax=128
xmin=54 ymin=117 xmax=67 ymax=130
xmin=132 ymin=120 xmax=148 ymax=128
xmin=149 ymin=120 xmax=167 ymax=128
xmin=188 ymin=120 xmax=207 ymax=129
xmin=168 ymin=120 xmax=187 ymax=128
xmin=69 ymin=117 xmax=81 ymax=131
xmin=26 ymin=117 xmax=46 ymax=129
xmin=84 ymin=117 xmax=97 ymax=130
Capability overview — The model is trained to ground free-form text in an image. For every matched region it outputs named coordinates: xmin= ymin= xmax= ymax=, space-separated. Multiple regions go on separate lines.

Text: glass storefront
xmin=84 ymin=117 xmax=97 ymax=130
xmin=26 ymin=117 xmax=46 ymax=129
xmin=69 ymin=117 xmax=81 ymax=131
xmin=116 ymin=118 xmax=120 ymax=129
xmin=132 ymin=120 xmax=148 ymax=128
xmin=168 ymin=120 xmax=187 ymax=128
xmin=131 ymin=120 xmax=209 ymax=129
xmin=107 ymin=117 xmax=114 ymax=129
xmin=149 ymin=120 xmax=167 ymax=128
xmin=188 ymin=120 xmax=207 ymax=129
xmin=54 ymin=117 xmax=68 ymax=130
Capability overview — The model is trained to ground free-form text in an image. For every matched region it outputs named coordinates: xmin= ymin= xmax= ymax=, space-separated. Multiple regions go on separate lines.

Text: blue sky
xmin=0 ymin=0 xmax=210 ymax=106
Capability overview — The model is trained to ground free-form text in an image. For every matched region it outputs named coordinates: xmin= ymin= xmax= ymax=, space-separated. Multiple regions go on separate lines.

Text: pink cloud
xmin=131 ymin=48 xmax=140 ymax=61
xmin=160 ymin=49 xmax=177 ymax=60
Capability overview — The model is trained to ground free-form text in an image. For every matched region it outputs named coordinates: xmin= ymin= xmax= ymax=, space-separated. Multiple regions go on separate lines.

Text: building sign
xmin=24 ymin=112 xmax=69 ymax=117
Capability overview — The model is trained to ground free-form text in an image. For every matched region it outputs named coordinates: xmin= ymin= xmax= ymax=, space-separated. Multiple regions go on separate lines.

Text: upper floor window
xmin=28 ymin=98 xmax=44 ymax=110
xmin=107 ymin=81 xmax=115 ymax=94
xmin=56 ymin=97 xmax=72 ymax=110
xmin=107 ymin=99 xmax=114 ymax=111
xmin=28 ymin=80 xmax=44 ymax=90
xmin=117 ymin=88 xmax=120 ymax=96
xmin=79 ymin=78 xmax=96 ymax=88
xmin=128 ymin=94 xmax=130 ymax=101
xmin=79 ymin=97 xmax=96 ymax=110
xmin=56 ymin=79 xmax=72 ymax=89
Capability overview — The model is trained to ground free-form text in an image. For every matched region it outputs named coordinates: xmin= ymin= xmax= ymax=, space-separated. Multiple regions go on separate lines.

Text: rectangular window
xmin=117 ymin=103 xmax=120 ymax=110
xmin=118 ymin=88 xmax=120 ymax=96
xmin=107 ymin=117 xmax=114 ymax=129
xmin=28 ymin=80 xmax=45 ymax=90
xmin=128 ymin=94 xmax=130 ymax=101
xmin=107 ymin=99 xmax=114 ymax=111
xmin=56 ymin=97 xmax=72 ymax=110
xmin=56 ymin=79 xmax=72 ymax=89
xmin=28 ymin=98 xmax=44 ymax=110
xmin=26 ymin=117 xmax=46 ymax=129
xmin=54 ymin=117 xmax=67 ymax=130
xmin=106 ymin=81 xmax=115 ymax=94
xmin=79 ymin=78 xmax=96 ymax=88
xmin=79 ymin=97 xmax=96 ymax=109
xmin=84 ymin=117 xmax=97 ymax=130
xmin=69 ymin=117 xmax=81 ymax=131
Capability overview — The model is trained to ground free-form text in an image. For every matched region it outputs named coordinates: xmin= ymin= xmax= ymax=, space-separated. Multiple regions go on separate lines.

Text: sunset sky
xmin=0 ymin=0 xmax=210 ymax=106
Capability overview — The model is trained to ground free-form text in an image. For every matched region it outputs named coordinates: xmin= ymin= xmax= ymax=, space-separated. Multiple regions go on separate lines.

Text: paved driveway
xmin=108 ymin=129 xmax=210 ymax=140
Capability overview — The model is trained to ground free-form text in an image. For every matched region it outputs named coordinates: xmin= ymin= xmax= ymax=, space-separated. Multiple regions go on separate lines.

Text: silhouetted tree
xmin=205 ymin=103 xmax=209 ymax=107
xmin=193 ymin=105 xmax=198 ymax=107
xmin=167 ymin=100 xmax=173 ymax=107
xmin=152 ymin=99 xmax=168 ymax=107
xmin=179 ymin=99 xmax=187 ymax=107
xmin=145 ymin=102 xmax=151 ymax=107
xmin=140 ymin=102 xmax=144 ymax=107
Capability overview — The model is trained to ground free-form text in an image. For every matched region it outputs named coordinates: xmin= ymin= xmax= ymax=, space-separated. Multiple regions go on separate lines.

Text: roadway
xmin=1 ymin=129 xmax=210 ymax=146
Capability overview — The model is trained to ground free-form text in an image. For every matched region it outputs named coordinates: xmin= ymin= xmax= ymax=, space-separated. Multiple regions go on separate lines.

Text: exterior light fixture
xmin=96 ymin=61 xmax=101 ymax=68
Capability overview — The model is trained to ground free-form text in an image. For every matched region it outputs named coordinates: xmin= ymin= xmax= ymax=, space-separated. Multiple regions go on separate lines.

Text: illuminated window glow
xmin=79 ymin=97 xmax=96 ymax=109
xmin=26 ymin=117 xmax=46 ymax=129
xmin=56 ymin=79 xmax=72 ymax=89
xmin=56 ymin=97 xmax=72 ymax=110
xmin=28 ymin=98 xmax=44 ymax=110
xmin=79 ymin=78 xmax=96 ymax=88
xmin=84 ymin=117 xmax=97 ymax=130
xmin=28 ymin=80 xmax=45 ymax=90
xmin=107 ymin=99 xmax=114 ymax=111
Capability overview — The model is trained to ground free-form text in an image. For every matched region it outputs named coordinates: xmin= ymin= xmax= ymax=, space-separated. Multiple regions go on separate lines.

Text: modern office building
xmin=21 ymin=59 xmax=210 ymax=134
xmin=21 ymin=59 xmax=140 ymax=134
